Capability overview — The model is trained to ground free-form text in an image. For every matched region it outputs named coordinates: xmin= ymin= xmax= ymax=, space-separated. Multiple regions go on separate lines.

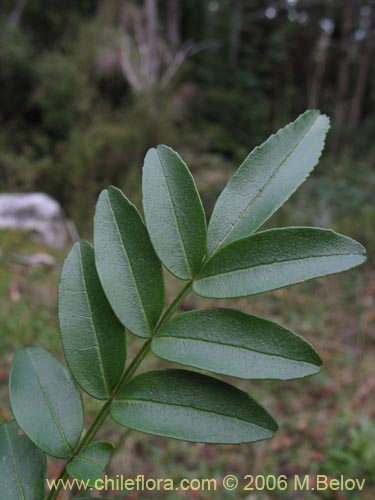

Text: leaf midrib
xmin=72 ymin=455 xmax=103 ymax=472
xmin=78 ymin=245 xmax=110 ymax=397
xmin=211 ymin=114 xmax=322 ymax=254
xmin=201 ymin=251 xmax=360 ymax=279
xmin=155 ymin=149 xmax=192 ymax=276
xmin=4 ymin=426 xmax=27 ymax=500
xmin=115 ymin=399 xmax=272 ymax=430
xmin=154 ymin=335 xmax=317 ymax=365
xmin=106 ymin=192 xmax=152 ymax=333
xmin=27 ymin=350 xmax=72 ymax=455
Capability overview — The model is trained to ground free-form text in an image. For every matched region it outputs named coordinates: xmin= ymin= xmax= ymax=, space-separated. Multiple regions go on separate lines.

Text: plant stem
xmin=46 ymin=279 xmax=193 ymax=500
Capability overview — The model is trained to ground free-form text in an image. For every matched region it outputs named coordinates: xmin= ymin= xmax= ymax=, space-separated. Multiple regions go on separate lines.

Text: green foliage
xmin=0 ymin=27 xmax=34 ymax=124
xmin=320 ymin=418 xmax=375 ymax=485
xmin=207 ymin=111 xmax=330 ymax=253
xmin=152 ymin=309 xmax=322 ymax=380
xmin=66 ymin=441 xmax=114 ymax=487
xmin=33 ymin=52 xmax=93 ymax=139
xmin=194 ymin=227 xmax=365 ymax=298
xmin=1 ymin=111 xmax=367 ymax=499
xmin=58 ymin=241 xmax=126 ymax=400
xmin=143 ymin=145 xmax=207 ymax=280
xmin=0 ymin=420 xmax=46 ymax=500
xmin=1 ymin=0 xmax=373 ymax=232
xmin=9 ymin=347 xmax=83 ymax=458
xmin=94 ymin=186 xmax=165 ymax=337
xmin=111 ymin=370 xmax=278 ymax=444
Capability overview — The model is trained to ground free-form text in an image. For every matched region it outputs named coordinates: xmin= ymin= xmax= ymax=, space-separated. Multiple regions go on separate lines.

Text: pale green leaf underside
xmin=0 ymin=421 xmax=46 ymax=500
xmin=66 ymin=441 xmax=114 ymax=487
xmin=59 ymin=241 xmax=126 ymax=400
xmin=207 ymin=110 xmax=330 ymax=254
xmin=9 ymin=347 xmax=83 ymax=458
xmin=143 ymin=145 xmax=207 ymax=280
xmin=94 ymin=186 xmax=165 ymax=338
xmin=152 ymin=309 xmax=322 ymax=380
xmin=111 ymin=370 xmax=277 ymax=444
xmin=194 ymin=227 xmax=366 ymax=298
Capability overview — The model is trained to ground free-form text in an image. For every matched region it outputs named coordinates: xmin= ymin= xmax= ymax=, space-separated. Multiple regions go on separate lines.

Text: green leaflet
xmin=194 ymin=227 xmax=366 ymax=298
xmin=143 ymin=145 xmax=207 ymax=280
xmin=66 ymin=441 xmax=114 ymax=487
xmin=0 ymin=421 xmax=46 ymax=500
xmin=94 ymin=186 xmax=165 ymax=338
xmin=111 ymin=370 xmax=277 ymax=444
xmin=9 ymin=347 xmax=83 ymax=458
xmin=59 ymin=241 xmax=126 ymax=400
xmin=152 ymin=309 xmax=322 ymax=380
xmin=207 ymin=110 xmax=330 ymax=254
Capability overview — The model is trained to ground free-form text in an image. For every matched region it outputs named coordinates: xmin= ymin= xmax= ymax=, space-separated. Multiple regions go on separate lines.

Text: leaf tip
xmin=143 ymin=146 xmax=158 ymax=163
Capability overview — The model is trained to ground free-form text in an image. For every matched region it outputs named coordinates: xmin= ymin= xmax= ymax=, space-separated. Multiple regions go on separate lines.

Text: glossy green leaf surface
xmin=0 ymin=421 xmax=46 ymax=500
xmin=66 ymin=441 xmax=114 ymax=487
xmin=111 ymin=369 xmax=277 ymax=443
xmin=142 ymin=145 xmax=207 ymax=280
xmin=94 ymin=186 xmax=165 ymax=337
xmin=59 ymin=241 xmax=126 ymax=400
xmin=207 ymin=110 xmax=330 ymax=254
xmin=153 ymin=309 xmax=322 ymax=380
xmin=9 ymin=347 xmax=84 ymax=458
xmin=194 ymin=228 xmax=366 ymax=298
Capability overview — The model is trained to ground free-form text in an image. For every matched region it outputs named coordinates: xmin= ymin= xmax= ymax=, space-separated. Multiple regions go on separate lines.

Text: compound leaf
xmin=59 ymin=241 xmax=126 ymax=400
xmin=194 ymin=227 xmax=366 ymax=298
xmin=0 ymin=420 xmax=46 ymax=500
xmin=66 ymin=441 xmax=114 ymax=487
xmin=152 ymin=309 xmax=322 ymax=380
xmin=94 ymin=186 xmax=165 ymax=338
xmin=111 ymin=369 xmax=277 ymax=444
xmin=9 ymin=347 xmax=83 ymax=458
xmin=143 ymin=145 xmax=207 ymax=280
xmin=207 ymin=110 xmax=330 ymax=254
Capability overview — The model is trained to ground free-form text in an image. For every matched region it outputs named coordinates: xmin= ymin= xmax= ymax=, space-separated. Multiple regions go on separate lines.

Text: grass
xmin=0 ymin=181 xmax=374 ymax=499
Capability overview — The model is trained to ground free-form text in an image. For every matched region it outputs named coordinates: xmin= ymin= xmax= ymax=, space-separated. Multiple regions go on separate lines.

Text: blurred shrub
xmin=319 ymin=417 xmax=375 ymax=492
xmin=32 ymin=52 xmax=94 ymax=140
xmin=0 ymin=26 xmax=35 ymax=127
xmin=264 ymin=157 xmax=375 ymax=257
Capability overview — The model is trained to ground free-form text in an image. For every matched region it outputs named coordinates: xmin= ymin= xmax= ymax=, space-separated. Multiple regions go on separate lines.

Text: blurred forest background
xmin=0 ymin=1 xmax=374 ymax=499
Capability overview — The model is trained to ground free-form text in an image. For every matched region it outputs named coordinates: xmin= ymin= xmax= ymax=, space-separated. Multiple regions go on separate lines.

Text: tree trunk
xmin=145 ymin=0 xmax=159 ymax=85
xmin=308 ymin=31 xmax=331 ymax=109
xmin=334 ymin=0 xmax=357 ymax=127
xmin=332 ymin=0 xmax=358 ymax=156
xmin=229 ymin=0 xmax=243 ymax=69
xmin=7 ymin=0 xmax=28 ymax=27
xmin=348 ymin=6 xmax=375 ymax=128
xmin=167 ymin=0 xmax=181 ymax=50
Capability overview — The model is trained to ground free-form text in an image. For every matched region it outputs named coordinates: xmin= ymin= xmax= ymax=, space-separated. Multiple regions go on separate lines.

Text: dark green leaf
xmin=59 ymin=241 xmax=126 ymax=400
xmin=111 ymin=369 xmax=277 ymax=443
xmin=9 ymin=347 xmax=84 ymax=458
xmin=207 ymin=110 xmax=330 ymax=254
xmin=66 ymin=441 xmax=114 ymax=487
xmin=142 ymin=145 xmax=207 ymax=279
xmin=152 ymin=309 xmax=322 ymax=380
xmin=0 ymin=421 xmax=46 ymax=500
xmin=94 ymin=186 xmax=165 ymax=338
xmin=194 ymin=228 xmax=366 ymax=298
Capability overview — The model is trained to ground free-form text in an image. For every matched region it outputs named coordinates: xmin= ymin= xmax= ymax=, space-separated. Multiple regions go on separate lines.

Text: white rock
xmin=0 ymin=193 xmax=69 ymax=248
